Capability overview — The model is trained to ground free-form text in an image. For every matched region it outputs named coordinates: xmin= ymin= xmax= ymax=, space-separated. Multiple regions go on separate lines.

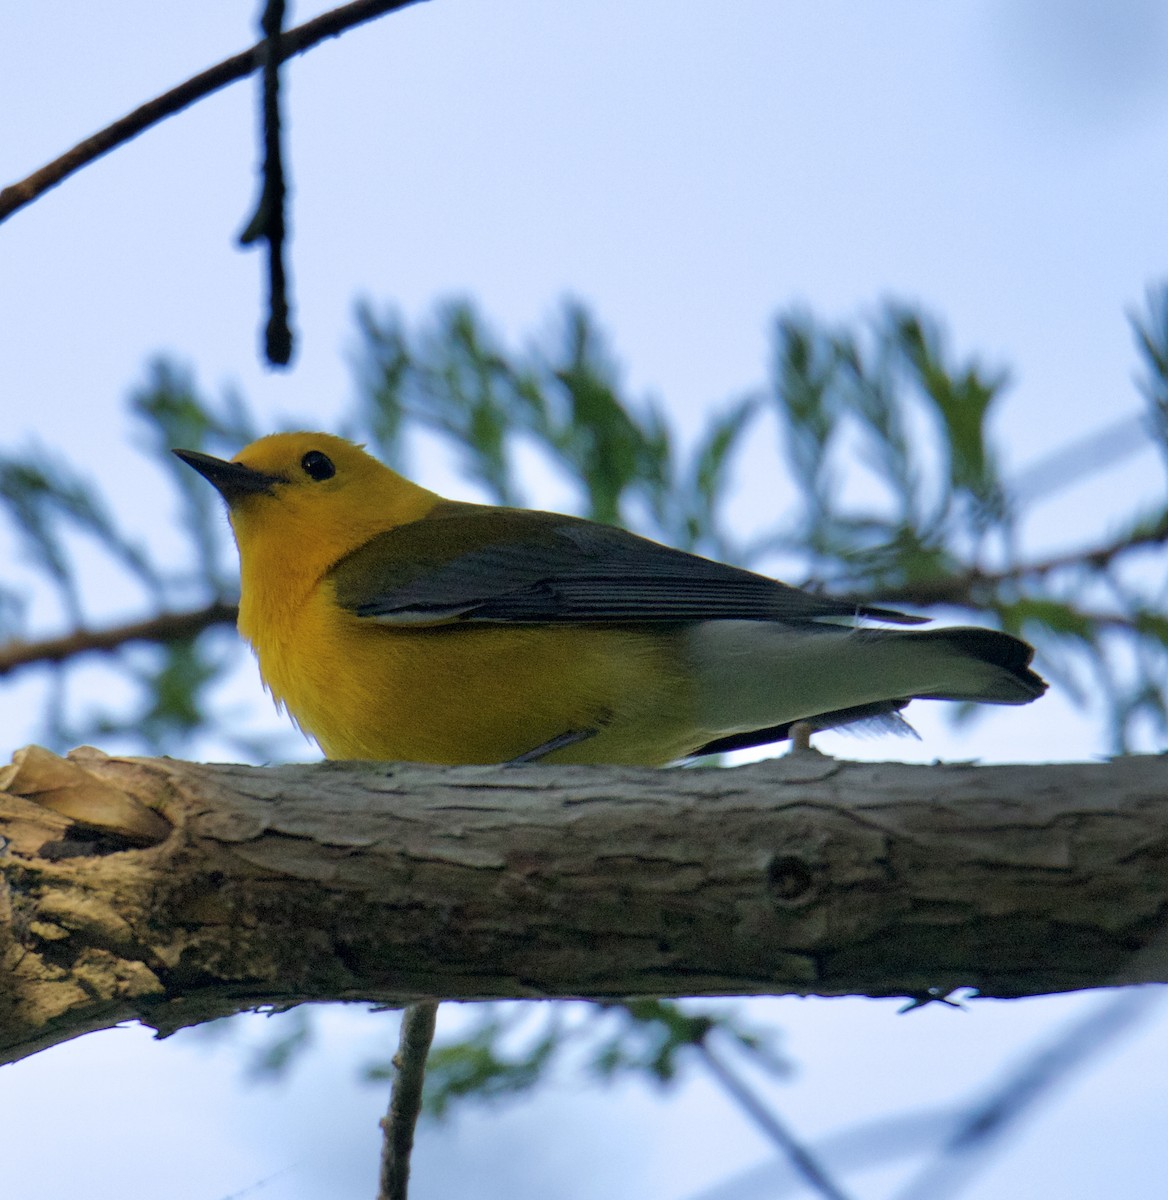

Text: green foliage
xmin=1132 ymin=287 xmax=1168 ymax=465
xmin=0 ymin=361 xmax=267 ymax=755
xmin=2 ymin=288 xmax=1167 ymax=1113
xmin=3 ymin=290 xmax=1167 ymax=755
xmin=0 ymin=445 xmax=160 ymax=626
xmin=361 ymin=1001 xmax=785 ymax=1118
xmin=245 ymin=1007 xmax=314 ymax=1080
xmin=354 ymin=299 xmax=723 ymax=551
xmin=130 ymin=358 xmax=259 ymax=592
xmin=768 ymin=304 xmax=1011 ymax=583
xmin=588 ymin=999 xmax=787 ymax=1085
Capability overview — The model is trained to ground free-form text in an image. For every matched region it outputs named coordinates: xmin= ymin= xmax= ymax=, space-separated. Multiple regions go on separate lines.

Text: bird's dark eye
xmin=301 ymin=450 xmax=335 ymax=481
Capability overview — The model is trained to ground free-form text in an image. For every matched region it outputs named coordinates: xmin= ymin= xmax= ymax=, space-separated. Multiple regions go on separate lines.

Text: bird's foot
xmin=506 ymin=727 xmax=599 ymax=764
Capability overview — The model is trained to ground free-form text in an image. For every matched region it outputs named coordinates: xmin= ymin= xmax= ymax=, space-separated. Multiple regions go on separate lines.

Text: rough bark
xmin=1 ymin=744 xmax=1166 ymax=1066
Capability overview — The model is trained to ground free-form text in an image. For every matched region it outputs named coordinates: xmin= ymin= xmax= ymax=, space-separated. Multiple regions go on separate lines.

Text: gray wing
xmin=328 ymin=504 xmax=926 ymax=628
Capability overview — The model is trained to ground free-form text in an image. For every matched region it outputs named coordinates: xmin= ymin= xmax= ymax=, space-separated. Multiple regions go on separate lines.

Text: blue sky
xmin=2 ymin=3 xmax=1167 ymax=1198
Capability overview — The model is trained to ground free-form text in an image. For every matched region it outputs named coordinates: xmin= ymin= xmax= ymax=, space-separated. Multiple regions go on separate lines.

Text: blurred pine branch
xmin=3 ymin=290 xmax=1165 ymax=755
xmin=4 ymin=288 xmax=1167 ymax=1147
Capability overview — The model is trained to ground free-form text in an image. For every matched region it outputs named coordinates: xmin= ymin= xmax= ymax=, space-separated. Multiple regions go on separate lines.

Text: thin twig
xmin=0 ymin=600 xmax=237 ymax=677
xmin=1012 ymin=515 xmax=1168 ymax=576
xmin=696 ymin=1036 xmax=854 ymax=1200
xmin=891 ymin=988 xmax=1161 ymax=1200
xmin=0 ymin=0 xmax=427 ymax=224
xmin=1011 ymin=411 xmax=1152 ymax=504
xmin=840 ymin=513 xmax=1168 ymax=612
xmin=379 ymin=1001 xmax=439 ymax=1200
xmin=238 ymin=0 xmax=295 ymax=366
xmin=748 ymin=512 xmax=1168 ymax=612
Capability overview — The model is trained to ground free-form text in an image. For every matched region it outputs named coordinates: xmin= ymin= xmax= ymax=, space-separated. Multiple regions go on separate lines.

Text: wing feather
xmin=328 ymin=504 xmax=925 ymax=628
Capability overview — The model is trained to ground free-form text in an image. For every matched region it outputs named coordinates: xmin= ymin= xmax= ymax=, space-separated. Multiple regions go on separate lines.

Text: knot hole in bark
xmin=766 ymin=853 xmax=816 ymax=905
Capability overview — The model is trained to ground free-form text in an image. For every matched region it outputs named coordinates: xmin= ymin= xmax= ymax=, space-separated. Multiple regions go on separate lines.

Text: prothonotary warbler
xmin=175 ymin=432 xmax=1045 ymax=765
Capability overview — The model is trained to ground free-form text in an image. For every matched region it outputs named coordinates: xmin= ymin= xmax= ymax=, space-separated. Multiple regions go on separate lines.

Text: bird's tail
xmin=904 ymin=625 xmax=1046 ymax=703
xmin=686 ymin=621 xmax=1046 ymax=755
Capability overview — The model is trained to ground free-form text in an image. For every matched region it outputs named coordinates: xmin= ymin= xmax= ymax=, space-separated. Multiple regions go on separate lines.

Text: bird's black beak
xmin=172 ymin=449 xmax=282 ymax=501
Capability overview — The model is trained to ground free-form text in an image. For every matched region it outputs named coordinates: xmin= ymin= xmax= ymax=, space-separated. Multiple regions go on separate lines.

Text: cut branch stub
xmin=1 ymin=746 xmax=1167 ymax=1066
xmin=0 ymin=745 xmax=172 ymax=847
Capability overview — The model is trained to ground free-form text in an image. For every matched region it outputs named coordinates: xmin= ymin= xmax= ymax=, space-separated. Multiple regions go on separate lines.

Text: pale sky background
xmin=2 ymin=2 xmax=1168 ymax=1198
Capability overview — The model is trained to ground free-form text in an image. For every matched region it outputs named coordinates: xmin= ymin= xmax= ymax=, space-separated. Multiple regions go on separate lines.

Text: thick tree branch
xmin=0 ymin=0 xmax=427 ymax=224
xmin=2 ymin=746 xmax=1167 ymax=1067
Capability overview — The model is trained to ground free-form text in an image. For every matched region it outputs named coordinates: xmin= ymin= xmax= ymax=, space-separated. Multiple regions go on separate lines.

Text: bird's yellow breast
xmin=179 ymin=431 xmax=1046 ymax=768
xmin=241 ymin=578 xmax=698 ymax=765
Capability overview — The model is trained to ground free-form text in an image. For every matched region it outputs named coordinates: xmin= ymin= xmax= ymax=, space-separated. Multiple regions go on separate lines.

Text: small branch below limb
xmin=379 ymin=1001 xmax=439 ymax=1200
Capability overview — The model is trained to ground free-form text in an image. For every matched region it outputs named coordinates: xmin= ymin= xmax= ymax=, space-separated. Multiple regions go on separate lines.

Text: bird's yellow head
xmin=174 ymin=432 xmax=439 ymax=598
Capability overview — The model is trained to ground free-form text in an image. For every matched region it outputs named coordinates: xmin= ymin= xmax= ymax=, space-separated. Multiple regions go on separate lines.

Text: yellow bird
xmin=175 ymin=432 xmax=1045 ymax=765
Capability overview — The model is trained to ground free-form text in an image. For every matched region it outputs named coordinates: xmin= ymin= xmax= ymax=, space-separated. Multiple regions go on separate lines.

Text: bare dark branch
xmin=851 ymin=513 xmax=1168 ymax=612
xmin=0 ymin=600 xmax=237 ymax=677
xmin=0 ymin=0 xmax=427 ymax=224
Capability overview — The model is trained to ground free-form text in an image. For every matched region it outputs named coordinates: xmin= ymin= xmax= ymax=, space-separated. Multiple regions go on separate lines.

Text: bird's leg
xmin=507 ymin=727 xmax=599 ymax=764
xmin=788 ymin=720 xmax=816 ymax=753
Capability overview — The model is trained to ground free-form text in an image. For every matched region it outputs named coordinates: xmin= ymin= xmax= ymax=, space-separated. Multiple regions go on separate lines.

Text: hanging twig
xmin=0 ymin=0 xmax=427 ymax=224
xmin=891 ymin=988 xmax=1162 ymax=1200
xmin=239 ymin=0 xmax=294 ymax=366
